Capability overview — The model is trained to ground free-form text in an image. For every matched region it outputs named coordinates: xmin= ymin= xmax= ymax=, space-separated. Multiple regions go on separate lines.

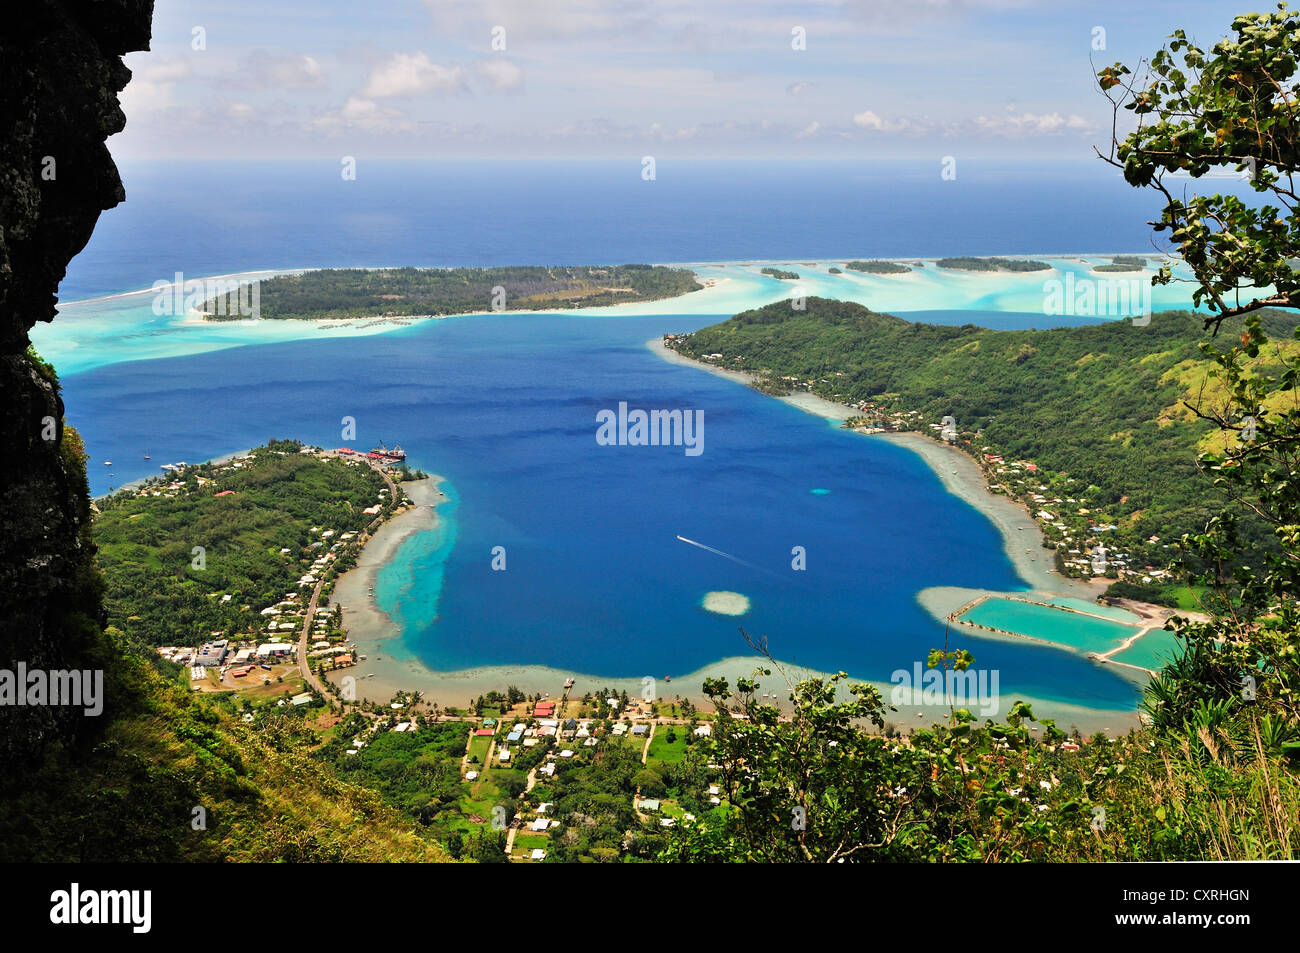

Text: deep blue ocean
xmin=61 ymin=157 xmax=1214 ymax=301
xmin=52 ymin=157 xmax=1219 ymax=709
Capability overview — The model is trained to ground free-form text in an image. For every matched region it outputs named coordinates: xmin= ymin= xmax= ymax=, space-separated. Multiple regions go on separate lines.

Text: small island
xmin=1093 ymin=255 xmax=1149 ymax=272
xmin=200 ymin=264 xmax=702 ymax=321
xmin=760 ymin=267 xmax=800 ymax=280
xmin=936 ymin=256 xmax=1051 ymax=272
xmin=844 ymin=260 xmax=912 ymax=275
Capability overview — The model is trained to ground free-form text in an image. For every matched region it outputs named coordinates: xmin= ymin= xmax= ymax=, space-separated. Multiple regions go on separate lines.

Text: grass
xmin=646 ymin=728 xmax=693 ymax=766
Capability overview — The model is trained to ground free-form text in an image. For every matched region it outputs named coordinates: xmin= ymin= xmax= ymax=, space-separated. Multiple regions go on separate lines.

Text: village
xmin=831 ymin=393 xmax=1170 ymax=587
xmin=327 ymin=681 xmax=731 ymax=862
xmin=130 ymin=443 xmax=731 ymax=861
xmin=143 ymin=443 xmax=405 ymax=703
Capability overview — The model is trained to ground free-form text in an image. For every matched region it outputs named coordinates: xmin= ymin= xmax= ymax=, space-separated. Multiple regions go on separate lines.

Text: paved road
xmin=297 ymin=460 xmax=400 ymax=701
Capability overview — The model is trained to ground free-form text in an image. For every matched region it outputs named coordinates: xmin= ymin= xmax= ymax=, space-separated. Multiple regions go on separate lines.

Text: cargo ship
xmin=368 ymin=441 xmax=406 ymax=462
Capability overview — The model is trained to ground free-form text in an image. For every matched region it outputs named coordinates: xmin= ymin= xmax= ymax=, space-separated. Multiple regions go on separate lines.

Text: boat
xmin=369 ymin=440 xmax=406 ymax=462
xmin=103 ymin=461 xmax=112 ymax=466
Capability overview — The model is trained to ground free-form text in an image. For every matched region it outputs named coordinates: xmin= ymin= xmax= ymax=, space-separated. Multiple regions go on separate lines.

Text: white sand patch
xmin=702 ymin=591 xmax=751 ymax=616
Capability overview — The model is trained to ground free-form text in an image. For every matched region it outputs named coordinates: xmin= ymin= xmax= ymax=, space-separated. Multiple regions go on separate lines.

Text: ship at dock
xmin=368 ymin=441 xmax=406 ymax=462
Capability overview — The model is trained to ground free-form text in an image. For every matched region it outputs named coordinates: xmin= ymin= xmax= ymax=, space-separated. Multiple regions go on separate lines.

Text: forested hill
xmin=203 ymin=264 xmax=702 ymax=320
xmin=95 ymin=441 xmax=393 ymax=649
xmin=670 ymin=298 xmax=1298 ymax=591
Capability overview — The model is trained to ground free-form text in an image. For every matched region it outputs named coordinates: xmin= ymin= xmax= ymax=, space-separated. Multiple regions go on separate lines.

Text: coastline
xmin=320 ymin=338 xmax=1145 ymax=733
xmin=58 ymin=255 xmax=1157 ymax=309
xmin=648 ymin=336 xmax=1099 ymax=600
xmin=647 ymin=334 xmax=1148 ymax=730
xmin=331 ymin=474 xmax=447 ymax=659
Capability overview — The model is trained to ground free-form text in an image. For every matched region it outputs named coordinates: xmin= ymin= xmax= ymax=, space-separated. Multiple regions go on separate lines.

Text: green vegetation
xmin=845 ymin=259 xmax=911 ymax=274
xmin=0 ymin=642 xmax=451 ymax=861
xmin=760 ymin=267 xmax=800 ymax=280
xmin=936 ymin=256 xmax=1051 ymax=272
xmin=94 ymin=442 xmax=392 ymax=648
xmin=324 ymin=717 xmax=470 ymax=829
xmin=1097 ymin=5 xmax=1299 ymax=326
xmin=1095 ymin=255 xmax=1150 ymax=273
xmin=670 ymin=297 xmax=1294 ymax=592
xmin=11 ymin=1 xmax=1299 ymax=867
xmin=662 ymin=644 xmax=1298 ymax=861
xmin=205 ymin=265 xmax=701 ymax=320
xmin=0 ymin=367 xmax=446 ymax=861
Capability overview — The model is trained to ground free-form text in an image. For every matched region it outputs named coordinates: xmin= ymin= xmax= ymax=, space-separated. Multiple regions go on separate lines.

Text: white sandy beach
xmin=330 ymin=475 xmax=445 ymax=655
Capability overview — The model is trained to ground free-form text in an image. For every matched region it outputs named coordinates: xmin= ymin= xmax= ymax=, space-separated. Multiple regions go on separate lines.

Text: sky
xmin=113 ymin=0 xmax=1250 ymax=160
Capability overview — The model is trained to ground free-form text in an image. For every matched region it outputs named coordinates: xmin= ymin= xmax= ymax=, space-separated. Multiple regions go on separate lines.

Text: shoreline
xmin=319 ymin=338 xmax=1146 ymax=732
xmin=59 ymin=254 xmax=1161 ymax=309
xmin=647 ymin=335 xmax=1151 ymax=729
xmin=331 ymin=475 xmax=447 ymax=660
xmin=648 ymin=337 xmax=1100 ymax=599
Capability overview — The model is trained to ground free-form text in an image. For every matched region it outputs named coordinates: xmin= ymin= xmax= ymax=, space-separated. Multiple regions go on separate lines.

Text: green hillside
xmin=96 ymin=442 xmax=394 ymax=648
xmin=670 ymin=298 xmax=1297 ymax=592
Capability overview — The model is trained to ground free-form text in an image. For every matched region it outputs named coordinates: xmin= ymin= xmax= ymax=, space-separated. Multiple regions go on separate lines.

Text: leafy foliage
xmin=95 ymin=444 xmax=389 ymax=647
xmin=1098 ymin=4 xmax=1300 ymax=324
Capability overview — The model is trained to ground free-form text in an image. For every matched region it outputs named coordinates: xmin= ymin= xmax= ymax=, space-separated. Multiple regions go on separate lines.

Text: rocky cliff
xmin=0 ymin=1 xmax=154 ymax=765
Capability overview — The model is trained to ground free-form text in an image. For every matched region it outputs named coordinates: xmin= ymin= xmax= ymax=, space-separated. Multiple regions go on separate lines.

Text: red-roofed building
xmin=473 ymin=728 xmax=494 ymax=737
xmin=214 ymin=490 xmax=234 ymax=497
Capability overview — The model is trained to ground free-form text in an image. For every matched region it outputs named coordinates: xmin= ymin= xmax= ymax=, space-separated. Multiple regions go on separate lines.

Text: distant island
xmin=845 ymin=260 xmax=912 ymax=274
xmin=760 ymin=267 xmax=800 ymax=280
xmin=200 ymin=264 xmax=702 ymax=321
xmin=1094 ymin=255 xmax=1150 ymax=272
xmin=936 ymin=256 xmax=1052 ymax=272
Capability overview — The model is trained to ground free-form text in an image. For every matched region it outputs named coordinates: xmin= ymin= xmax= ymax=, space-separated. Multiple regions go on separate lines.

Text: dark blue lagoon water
xmin=62 ymin=310 xmax=1142 ymax=710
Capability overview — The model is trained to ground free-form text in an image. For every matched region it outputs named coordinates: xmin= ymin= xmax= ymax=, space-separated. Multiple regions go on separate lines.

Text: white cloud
xmin=852 ymin=109 xmax=916 ymax=132
xmin=795 ymin=121 xmax=821 ymax=139
xmin=476 ymin=58 xmax=524 ymax=91
xmin=361 ymin=52 xmax=465 ymax=98
xmin=972 ymin=111 xmax=1094 ymax=136
xmin=312 ymin=96 xmax=415 ymax=134
xmin=133 ymin=56 xmax=193 ymax=84
xmin=119 ymin=54 xmax=193 ymax=114
xmin=223 ymin=51 xmax=326 ymax=90
xmin=786 ymin=81 xmax=813 ymax=96
xmin=849 ymin=107 xmax=1094 ymax=138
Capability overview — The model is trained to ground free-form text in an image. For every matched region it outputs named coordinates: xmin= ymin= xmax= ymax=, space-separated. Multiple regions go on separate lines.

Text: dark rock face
xmin=0 ymin=1 xmax=154 ymax=764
